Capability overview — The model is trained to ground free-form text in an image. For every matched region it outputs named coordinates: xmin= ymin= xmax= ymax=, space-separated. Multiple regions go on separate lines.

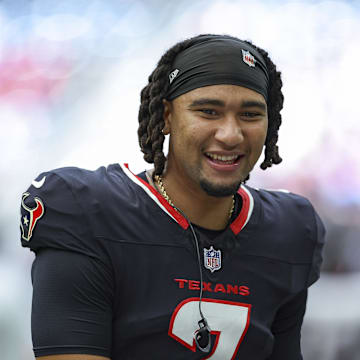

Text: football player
xmin=20 ymin=34 xmax=325 ymax=360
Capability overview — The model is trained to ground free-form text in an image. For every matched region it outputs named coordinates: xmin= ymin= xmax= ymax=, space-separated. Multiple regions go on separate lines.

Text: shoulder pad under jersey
xmin=249 ymin=187 xmax=326 ymax=287
xmin=20 ymin=166 xmax=111 ymax=259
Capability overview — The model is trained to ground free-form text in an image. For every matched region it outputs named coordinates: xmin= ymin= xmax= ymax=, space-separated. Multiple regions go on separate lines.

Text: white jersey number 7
xmin=169 ymin=297 xmax=251 ymax=359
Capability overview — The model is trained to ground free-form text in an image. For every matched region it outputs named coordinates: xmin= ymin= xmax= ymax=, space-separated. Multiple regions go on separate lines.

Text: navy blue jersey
xmin=20 ymin=163 xmax=325 ymax=359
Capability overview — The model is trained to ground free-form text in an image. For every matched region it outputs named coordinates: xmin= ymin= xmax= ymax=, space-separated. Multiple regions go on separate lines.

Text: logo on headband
xmin=169 ymin=69 xmax=180 ymax=84
xmin=242 ymin=49 xmax=256 ymax=67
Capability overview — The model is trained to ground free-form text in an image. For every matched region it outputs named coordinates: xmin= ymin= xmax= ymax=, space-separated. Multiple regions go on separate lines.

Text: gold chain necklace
xmin=154 ymin=175 xmax=235 ymax=219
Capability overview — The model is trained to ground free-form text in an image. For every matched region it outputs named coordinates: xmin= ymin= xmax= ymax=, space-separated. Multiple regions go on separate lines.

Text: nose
xmin=214 ymin=115 xmax=244 ymax=147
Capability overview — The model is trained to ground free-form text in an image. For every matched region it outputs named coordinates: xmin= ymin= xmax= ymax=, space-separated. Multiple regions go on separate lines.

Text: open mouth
xmin=204 ymin=153 xmax=242 ymax=165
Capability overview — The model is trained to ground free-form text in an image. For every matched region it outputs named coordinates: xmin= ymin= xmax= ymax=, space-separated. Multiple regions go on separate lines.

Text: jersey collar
xmin=120 ymin=163 xmax=254 ymax=235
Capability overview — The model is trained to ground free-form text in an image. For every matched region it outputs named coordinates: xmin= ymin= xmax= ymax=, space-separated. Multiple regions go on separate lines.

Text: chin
xmin=199 ymin=179 xmax=242 ymax=198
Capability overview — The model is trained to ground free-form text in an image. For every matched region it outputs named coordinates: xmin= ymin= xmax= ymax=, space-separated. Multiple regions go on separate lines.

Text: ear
xmin=162 ymin=99 xmax=172 ymax=135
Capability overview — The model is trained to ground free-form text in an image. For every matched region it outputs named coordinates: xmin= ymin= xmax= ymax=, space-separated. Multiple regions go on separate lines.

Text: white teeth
xmin=206 ymin=153 xmax=238 ymax=161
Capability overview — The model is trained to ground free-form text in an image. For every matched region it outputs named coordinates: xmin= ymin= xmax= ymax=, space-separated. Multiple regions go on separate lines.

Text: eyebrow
xmin=241 ymin=100 xmax=267 ymax=111
xmin=188 ymin=98 xmax=267 ymax=111
xmin=188 ymin=98 xmax=225 ymax=107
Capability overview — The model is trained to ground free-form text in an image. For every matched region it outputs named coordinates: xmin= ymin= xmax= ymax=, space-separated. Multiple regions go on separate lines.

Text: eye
xmin=243 ymin=112 xmax=259 ymax=117
xmin=241 ymin=112 xmax=262 ymax=120
xmin=199 ymin=109 xmax=218 ymax=116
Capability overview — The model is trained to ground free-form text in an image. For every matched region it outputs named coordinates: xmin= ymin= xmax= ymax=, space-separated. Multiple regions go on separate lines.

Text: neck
xmin=155 ymin=172 xmax=235 ymax=230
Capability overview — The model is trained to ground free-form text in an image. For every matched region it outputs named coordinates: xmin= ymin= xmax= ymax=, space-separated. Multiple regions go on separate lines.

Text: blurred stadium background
xmin=1 ymin=0 xmax=359 ymax=358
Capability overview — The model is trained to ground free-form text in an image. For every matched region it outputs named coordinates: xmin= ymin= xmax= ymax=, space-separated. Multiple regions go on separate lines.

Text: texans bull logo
xmin=20 ymin=192 xmax=45 ymax=241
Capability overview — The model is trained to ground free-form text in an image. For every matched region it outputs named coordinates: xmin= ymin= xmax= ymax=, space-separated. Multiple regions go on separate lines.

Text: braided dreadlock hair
xmin=138 ymin=34 xmax=283 ymax=179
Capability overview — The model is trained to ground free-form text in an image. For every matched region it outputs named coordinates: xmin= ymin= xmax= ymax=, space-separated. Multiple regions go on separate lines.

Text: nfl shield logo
xmin=204 ymin=246 xmax=222 ymax=273
xmin=242 ymin=49 xmax=256 ymax=67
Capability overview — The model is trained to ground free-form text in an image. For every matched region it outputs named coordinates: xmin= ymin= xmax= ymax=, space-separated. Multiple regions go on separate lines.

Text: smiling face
xmin=163 ymin=84 xmax=268 ymax=197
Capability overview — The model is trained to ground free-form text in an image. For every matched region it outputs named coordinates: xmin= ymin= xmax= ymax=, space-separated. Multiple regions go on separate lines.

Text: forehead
xmin=173 ymin=84 xmax=266 ymax=106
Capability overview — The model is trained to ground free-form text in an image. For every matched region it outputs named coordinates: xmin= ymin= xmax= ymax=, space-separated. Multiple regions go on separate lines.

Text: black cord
xmin=173 ymin=207 xmax=205 ymax=316
xmin=188 ymin=221 xmax=206 ymax=320
xmin=173 ymin=206 xmax=211 ymax=353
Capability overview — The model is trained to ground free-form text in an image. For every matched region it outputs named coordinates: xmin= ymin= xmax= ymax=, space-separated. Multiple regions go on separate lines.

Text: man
xmin=20 ymin=34 xmax=325 ymax=359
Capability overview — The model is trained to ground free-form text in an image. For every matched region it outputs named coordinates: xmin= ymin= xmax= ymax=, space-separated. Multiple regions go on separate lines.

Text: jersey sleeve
xmin=266 ymin=290 xmax=308 ymax=360
xmin=20 ymin=169 xmax=114 ymax=357
xmin=307 ymin=205 xmax=326 ymax=286
xmin=31 ymin=248 xmax=113 ymax=358
xmin=264 ymin=195 xmax=325 ymax=359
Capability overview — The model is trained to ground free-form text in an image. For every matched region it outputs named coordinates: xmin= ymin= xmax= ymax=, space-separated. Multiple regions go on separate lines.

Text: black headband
xmin=166 ymin=36 xmax=269 ymax=101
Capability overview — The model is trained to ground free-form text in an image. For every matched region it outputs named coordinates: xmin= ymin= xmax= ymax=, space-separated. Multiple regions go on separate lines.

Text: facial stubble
xmin=199 ymin=178 xmax=243 ymax=197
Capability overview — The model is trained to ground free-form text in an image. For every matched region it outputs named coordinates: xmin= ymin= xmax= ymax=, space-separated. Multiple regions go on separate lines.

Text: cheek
xmin=187 ymin=125 xmax=204 ymax=143
xmin=259 ymin=127 xmax=268 ymax=146
xmin=177 ymin=122 xmax=204 ymax=145
xmin=247 ymin=124 xmax=268 ymax=152
xmin=248 ymin=126 xmax=267 ymax=144
xmin=256 ymin=120 xmax=268 ymax=142
xmin=170 ymin=123 xmax=199 ymax=156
